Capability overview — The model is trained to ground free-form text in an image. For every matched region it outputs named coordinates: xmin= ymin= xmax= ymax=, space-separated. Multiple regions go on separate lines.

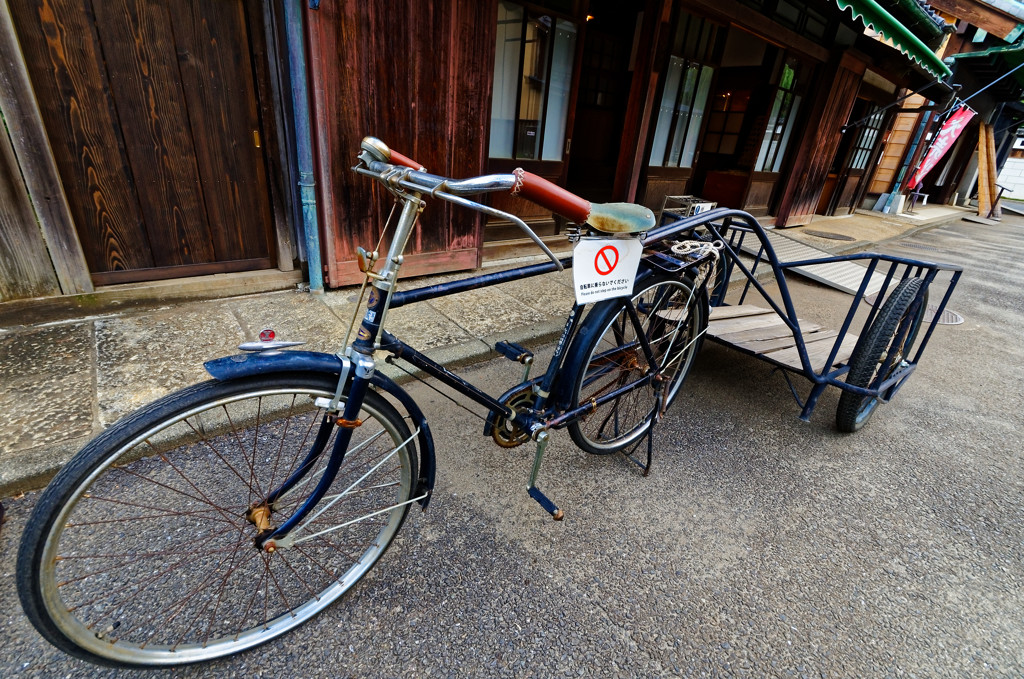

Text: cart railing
xmin=655 ymin=207 xmax=962 ymax=414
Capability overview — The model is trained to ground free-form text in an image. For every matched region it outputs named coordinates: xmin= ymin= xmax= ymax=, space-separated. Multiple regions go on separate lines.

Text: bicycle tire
xmin=836 ymin=278 xmax=927 ymax=433
xmin=18 ymin=373 xmax=416 ymax=667
xmin=567 ymin=272 xmax=707 ymax=454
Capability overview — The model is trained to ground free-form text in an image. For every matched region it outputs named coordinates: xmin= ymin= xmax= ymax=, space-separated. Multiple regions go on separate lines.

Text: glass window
xmin=703 ymin=89 xmax=749 ymax=155
xmin=755 ymin=58 xmax=803 ymax=172
xmin=648 ymin=12 xmax=718 ymax=168
xmin=489 ymin=2 xmax=577 ymax=161
xmin=848 ymin=109 xmax=885 ymax=170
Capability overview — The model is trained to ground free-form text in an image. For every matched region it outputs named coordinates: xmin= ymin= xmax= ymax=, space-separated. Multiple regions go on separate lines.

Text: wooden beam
xmin=984 ymin=122 xmax=1000 ymax=219
xmin=0 ymin=0 xmax=92 ymax=294
xmin=928 ymin=0 xmax=1020 ymax=41
xmin=613 ymin=0 xmax=669 ymax=202
xmin=976 ymin=124 xmax=991 ymax=218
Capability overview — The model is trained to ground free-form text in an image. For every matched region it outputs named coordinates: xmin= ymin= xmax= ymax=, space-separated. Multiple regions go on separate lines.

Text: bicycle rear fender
xmin=551 ymin=266 xmax=661 ymax=410
xmin=204 ymin=351 xmax=436 ymax=509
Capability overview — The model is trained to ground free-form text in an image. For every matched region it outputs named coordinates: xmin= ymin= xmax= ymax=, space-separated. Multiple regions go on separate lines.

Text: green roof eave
xmin=893 ymin=0 xmax=948 ymax=45
xmin=834 ymin=0 xmax=953 ymax=78
xmin=949 ymin=37 xmax=1024 ymax=62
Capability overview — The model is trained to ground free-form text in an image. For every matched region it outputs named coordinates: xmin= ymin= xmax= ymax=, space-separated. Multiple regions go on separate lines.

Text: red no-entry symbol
xmin=595 ymin=245 xmax=619 ymax=276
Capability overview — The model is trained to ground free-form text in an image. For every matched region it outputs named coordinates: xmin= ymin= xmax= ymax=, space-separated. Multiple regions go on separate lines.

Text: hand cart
xmin=669 ymin=207 xmax=962 ymax=432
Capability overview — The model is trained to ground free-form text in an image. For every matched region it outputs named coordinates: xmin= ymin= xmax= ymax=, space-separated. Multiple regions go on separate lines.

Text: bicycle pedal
xmin=495 ymin=341 xmax=533 ymax=365
xmin=527 ymin=486 xmax=564 ymax=521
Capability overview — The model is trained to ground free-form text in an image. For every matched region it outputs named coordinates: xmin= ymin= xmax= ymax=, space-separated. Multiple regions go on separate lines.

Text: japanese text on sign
xmin=572 ymin=238 xmax=643 ymax=304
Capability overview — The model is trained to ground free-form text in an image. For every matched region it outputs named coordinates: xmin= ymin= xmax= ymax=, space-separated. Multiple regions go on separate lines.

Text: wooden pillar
xmin=612 ymin=0 xmax=671 ymax=203
xmin=0 ymin=0 xmax=91 ymax=295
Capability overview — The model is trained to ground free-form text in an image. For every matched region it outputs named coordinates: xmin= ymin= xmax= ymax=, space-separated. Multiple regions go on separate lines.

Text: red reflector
xmin=259 ymin=328 xmax=276 ymax=342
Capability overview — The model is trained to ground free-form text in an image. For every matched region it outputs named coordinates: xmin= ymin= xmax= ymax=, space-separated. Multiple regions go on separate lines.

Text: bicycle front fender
xmin=204 ymin=351 xmax=436 ymax=508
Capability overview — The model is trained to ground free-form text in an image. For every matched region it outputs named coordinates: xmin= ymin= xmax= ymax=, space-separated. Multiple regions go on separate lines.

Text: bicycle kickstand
xmin=527 ymin=430 xmax=564 ymax=521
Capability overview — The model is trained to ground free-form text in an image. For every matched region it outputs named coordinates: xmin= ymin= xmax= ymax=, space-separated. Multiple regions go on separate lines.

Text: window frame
xmin=488 ymin=2 xmax=580 ymax=164
xmin=646 ymin=9 xmax=722 ymax=172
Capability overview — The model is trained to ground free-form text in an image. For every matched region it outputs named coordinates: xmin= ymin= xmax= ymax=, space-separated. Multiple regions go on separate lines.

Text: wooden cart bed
xmin=706 ymin=305 xmax=859 ymax=373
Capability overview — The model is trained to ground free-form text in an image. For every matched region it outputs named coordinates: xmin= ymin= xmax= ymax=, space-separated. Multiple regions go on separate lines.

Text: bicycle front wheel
xmin=17 ymin=373 xmax=416 ymax=668
xmin=568 ymin=272 xmax=707 ymax=454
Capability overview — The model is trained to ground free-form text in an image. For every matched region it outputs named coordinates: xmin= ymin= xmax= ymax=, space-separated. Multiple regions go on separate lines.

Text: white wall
xmin=996 ymin=157 xmax=1024 ymax=199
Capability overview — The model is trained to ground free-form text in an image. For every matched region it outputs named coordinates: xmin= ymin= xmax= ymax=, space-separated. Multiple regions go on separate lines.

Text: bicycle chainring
xmin=491 ymin=387 xmax=536 ymax=448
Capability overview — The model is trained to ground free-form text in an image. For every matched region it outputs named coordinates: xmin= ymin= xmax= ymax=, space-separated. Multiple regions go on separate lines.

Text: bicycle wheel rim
xmin=573 ymin=277 xmax=700 ymax=453
xmin=33 ymin=379 xmax=414 ymax=666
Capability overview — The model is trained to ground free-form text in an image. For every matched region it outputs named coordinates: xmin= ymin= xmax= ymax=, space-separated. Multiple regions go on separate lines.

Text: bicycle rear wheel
xmin=568 ymin=272 xmax=707 ymax=454
xmin=18 ymin=373 xmax=416 ymax=667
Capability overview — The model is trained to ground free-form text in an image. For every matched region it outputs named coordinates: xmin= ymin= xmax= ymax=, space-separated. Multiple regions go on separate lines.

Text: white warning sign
xmin=572 ymin=238 xmax=642 ymax=305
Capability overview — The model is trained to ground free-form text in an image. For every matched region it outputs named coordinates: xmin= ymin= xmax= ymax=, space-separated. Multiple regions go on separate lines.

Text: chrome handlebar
xmin=354 ymin=147 xmax=564 ymax=270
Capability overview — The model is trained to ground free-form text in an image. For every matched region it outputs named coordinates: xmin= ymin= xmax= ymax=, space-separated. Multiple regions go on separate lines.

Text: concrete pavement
xmin=0 ymin=204 xmax=968 ymax=497
xmin=2 ymin=209 xmax=1022 ymax=677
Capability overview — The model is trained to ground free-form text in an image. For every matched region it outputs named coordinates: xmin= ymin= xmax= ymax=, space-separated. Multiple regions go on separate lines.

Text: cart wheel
xmin=836 ymin=278 xmax=928 ymax=433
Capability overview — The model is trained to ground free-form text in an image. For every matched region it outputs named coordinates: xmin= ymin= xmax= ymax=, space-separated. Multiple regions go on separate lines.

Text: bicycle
xmin=17 ymin=137 xmax=722 ymax=667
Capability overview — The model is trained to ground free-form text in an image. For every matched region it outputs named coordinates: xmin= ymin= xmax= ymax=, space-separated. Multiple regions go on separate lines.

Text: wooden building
xmin=306 ymin=0 xmax=952 ymax=287
xmin=1 ymin=0 xmax=954 ymax=301
xmin=0 ymin=0 xmax=299 ymax=302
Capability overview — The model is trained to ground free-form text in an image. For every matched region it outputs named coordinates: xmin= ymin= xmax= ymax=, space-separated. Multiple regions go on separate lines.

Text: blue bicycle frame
xmin=208 ymin=166 xmax=720 ymax=538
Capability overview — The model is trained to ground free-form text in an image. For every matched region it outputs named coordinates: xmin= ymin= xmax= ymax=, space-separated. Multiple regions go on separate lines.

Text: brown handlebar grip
xmin=513 ymin=169 xmax=591 ymax=224
xmin=389 ymin=149 xmax=426 ymax=171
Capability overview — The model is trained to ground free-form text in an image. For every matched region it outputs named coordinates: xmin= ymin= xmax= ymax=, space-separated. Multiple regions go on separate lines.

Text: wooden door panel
xmin=10 ymin=0 xmax=274 ymax=284
xmin=9 ymin=0 xmax=152 ymax=273
xmin=774 ymin=56 xmax=863 ymax=226
xmin=307 ymin=0 xmax=490 ymax=287
xmin=167 ymin=1 xmax=271 ymax=262
xmin=91 ymin=0 xmax=213 ymax=268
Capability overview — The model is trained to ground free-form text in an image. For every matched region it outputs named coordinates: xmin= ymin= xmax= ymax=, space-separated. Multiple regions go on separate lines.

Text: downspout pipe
xmin=284 ymin=0 xmax=324 ymax=293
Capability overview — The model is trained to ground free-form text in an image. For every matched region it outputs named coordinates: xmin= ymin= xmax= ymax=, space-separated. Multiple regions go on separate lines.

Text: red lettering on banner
xmin=908 ymin=106 xmax=976 ymax=190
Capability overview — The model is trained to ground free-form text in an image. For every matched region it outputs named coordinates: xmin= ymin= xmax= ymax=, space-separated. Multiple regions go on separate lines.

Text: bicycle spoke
xmin=25 ymin=378 xmax=416 ymax=665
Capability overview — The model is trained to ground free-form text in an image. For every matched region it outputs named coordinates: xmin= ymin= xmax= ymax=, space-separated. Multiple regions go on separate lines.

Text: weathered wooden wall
xmin=8 ymin=0 xmax=277 ymax=285
xmin=1 ymin=0 xmax=91 ymax=300
xmin=0 ymin=115 xmax=61 ymax=301
xmin=307 ymin=0 xmax=495 ymax=286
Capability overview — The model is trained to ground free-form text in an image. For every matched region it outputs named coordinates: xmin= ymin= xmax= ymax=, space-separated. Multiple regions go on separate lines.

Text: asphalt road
xmin=1 ymin=216 xmax=1022 ymax=677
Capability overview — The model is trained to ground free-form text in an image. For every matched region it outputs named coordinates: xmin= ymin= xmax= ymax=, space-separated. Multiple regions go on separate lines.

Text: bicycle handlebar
xmin=359 ymin=136 xmax=593 ymax=223
xmin=355 ymin=137 xmax=656 ymax=272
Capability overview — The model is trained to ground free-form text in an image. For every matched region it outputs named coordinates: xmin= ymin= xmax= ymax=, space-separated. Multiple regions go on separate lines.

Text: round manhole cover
xmin=864 ymin=293 xmax=963 ymax=325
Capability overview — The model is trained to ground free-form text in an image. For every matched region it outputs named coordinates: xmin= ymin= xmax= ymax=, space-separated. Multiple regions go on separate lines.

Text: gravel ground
xmin=1 ymin=217 xmax=1021 ymax=678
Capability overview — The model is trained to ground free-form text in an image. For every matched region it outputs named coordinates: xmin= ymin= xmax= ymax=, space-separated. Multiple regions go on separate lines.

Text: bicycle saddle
xmin=585 ymin=202 xmax=656 ymax=234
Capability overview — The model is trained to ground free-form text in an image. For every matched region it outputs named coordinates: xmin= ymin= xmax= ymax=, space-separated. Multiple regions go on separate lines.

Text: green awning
xmin=834 ymin=0 xmax=953 ymax=78
xmin=948 ymin=37 xmax=1024 ymax=94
